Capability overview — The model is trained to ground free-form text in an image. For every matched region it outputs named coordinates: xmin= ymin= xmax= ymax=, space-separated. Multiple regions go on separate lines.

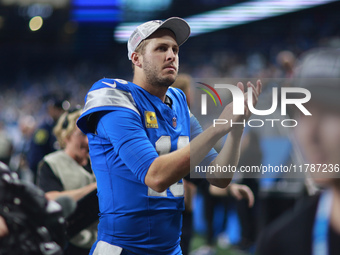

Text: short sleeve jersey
xmin=77 ymin=78 xmax=217 ymax=254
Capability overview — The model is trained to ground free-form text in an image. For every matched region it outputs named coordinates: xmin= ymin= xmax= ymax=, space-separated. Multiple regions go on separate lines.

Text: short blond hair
xmin=53 ymin=109 xmax=82 ymax=149
xmin=131 ymin=40 xmax=149 ymax=72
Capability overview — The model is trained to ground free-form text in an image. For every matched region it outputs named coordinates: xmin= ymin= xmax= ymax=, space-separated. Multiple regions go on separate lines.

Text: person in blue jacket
xmin=77 ymin=17 xmax=262 ymax=255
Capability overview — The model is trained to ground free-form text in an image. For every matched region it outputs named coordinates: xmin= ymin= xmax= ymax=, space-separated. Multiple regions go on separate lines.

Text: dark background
xmin=0 ymin=0 xmax=339 ymax=82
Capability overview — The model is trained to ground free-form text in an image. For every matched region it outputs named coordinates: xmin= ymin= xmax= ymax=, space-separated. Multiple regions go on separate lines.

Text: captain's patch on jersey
xmin=145 ymin=111 xmax=158 ymax=128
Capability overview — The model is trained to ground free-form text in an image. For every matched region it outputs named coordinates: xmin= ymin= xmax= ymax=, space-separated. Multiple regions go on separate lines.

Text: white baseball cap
xmin=127 ymin=17 xmax=191 ymax=60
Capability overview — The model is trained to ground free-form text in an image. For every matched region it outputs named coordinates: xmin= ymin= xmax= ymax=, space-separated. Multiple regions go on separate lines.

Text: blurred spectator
xmin=11 ymin=115 xmax=37 ymax=182
xmin=28 ymin=95 xmax=66 ymax=182
xmin=276 ymin=50 xmax=296 ymax=79
xmin=256 ymin=48 xmax=340 ymax=255
xmin=192 ymin=183 xmax=255 ymax=255
xmin=0 ymin=121 xmax=13 ymax=166
xmin=171 ymin=73 xmax=192 ymax=106
xmin=234 ymin=130 xmax=262 ymax=251
xmin=36 ymin=109 xmax=97 ymax=255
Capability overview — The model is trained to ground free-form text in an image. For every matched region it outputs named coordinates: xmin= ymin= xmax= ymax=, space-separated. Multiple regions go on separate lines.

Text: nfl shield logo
xmin=172 ymin=117 xmax=177 ymax=128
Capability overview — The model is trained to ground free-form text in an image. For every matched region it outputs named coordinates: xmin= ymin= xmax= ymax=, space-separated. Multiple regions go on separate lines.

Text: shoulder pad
xmin=77 ymin=79 xmax=140 ymax=134
xmin=91 ymin=78 xmax=130 ymax=92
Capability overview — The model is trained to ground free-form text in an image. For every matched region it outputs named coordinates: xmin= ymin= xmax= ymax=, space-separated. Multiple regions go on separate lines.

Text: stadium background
xmin=1 ymin=0 xmax=340 ymax=254
xmin=1 ymin=0 xmax=339 ymax=124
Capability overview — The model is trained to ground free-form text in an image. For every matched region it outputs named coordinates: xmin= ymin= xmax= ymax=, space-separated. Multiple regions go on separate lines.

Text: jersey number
xmin=148 ymin=136 xmax=189 ymax=197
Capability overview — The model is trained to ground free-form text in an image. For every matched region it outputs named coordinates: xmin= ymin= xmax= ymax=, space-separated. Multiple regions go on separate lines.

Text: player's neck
xmin=133 ymin=76 xmax=167 ymax=102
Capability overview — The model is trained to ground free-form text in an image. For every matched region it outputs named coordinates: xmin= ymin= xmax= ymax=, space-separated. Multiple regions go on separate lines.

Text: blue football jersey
xmin=78 ymin=78 xmax=194 ymax=254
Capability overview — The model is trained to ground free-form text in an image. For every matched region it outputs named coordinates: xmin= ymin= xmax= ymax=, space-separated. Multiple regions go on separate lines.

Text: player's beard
xmin=142 ymin=57 xmax=178 ymax=88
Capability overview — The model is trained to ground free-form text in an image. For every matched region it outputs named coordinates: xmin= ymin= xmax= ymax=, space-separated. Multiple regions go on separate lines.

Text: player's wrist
xmin=229 ymin=125 xmax=244 ymax=139
xmin=209 ymin=122 xmax=232 ymax=137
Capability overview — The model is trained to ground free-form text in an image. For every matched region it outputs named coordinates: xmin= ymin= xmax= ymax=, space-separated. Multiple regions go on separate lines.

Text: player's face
xmin=66 ymin=127 xmax=89 ymax=166
xmin=141 ymin=29 xmax=179 ymax=87
xmin=295 ymin=101 xmax=340 ymax=183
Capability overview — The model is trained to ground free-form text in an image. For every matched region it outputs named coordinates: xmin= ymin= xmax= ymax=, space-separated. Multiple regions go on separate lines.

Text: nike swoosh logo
xmin=102 ymin=81 xmax=116 ymax=88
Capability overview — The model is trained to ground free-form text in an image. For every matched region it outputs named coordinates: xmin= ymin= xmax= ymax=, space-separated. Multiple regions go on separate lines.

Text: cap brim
xmin=290 ymin=78 xmax=340 ymax=108
xmin=156 ymin=17 xmax=191 ymax=47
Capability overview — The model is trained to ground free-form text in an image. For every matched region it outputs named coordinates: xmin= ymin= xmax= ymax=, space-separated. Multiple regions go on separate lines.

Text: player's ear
xmin=131 ymin=52 xmax=142 ymax=68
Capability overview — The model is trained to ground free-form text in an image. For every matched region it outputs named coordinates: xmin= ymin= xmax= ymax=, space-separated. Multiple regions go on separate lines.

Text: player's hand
xmin=214 ymin=80 xmax=262 ymax=136
xmin=228 ymin=183 xmax=255 ymax=207
xmin=243 ymin=79 xmax=262 ymax=122
xmin=231 ymin=80 xmax=262 ymax=137
xmin=209 ymin=183 xmax=255 ymax=207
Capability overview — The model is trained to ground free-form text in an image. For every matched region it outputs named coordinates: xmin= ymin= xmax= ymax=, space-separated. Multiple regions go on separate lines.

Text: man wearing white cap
xmin=77 ymin=17 xmax=261 ymax=255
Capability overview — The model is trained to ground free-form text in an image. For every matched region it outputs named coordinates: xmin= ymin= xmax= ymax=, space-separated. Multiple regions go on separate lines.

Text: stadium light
xmin=114 ymin=0 xmax=338 ymax=42
xmin=29 ymin=16 xmax=43 ymax=31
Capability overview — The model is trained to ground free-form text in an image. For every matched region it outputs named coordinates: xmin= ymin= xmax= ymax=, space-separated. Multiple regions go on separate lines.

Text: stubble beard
xmin=143 ymin=58 xmax=178 ymax=88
